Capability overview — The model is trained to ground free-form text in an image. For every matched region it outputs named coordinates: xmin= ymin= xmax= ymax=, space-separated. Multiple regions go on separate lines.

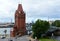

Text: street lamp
xmin=4 ymin=30 xmax=7 ymax=38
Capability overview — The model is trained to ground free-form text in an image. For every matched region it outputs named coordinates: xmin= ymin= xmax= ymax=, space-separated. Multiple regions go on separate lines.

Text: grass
xmin=39 ymin=39 xmax=57 ymax=41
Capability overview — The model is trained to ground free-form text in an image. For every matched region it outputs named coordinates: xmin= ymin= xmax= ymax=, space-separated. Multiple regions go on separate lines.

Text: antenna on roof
xmin=11 ymin=18 xmax=12 ymax=23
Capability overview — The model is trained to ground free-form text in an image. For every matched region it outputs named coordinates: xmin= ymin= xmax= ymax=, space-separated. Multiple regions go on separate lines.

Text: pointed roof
xmin=17 ymin=4 xmax=23 ymax=11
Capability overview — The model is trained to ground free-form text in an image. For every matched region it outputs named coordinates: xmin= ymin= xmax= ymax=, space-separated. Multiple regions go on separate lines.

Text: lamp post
xmin=4 ymin=30 xmax=7 ymax=38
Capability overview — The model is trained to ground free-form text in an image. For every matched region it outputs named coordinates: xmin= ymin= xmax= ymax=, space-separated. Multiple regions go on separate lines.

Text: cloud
xmin=0 ymin=0 xmax=60 ymax=23
xmin=23 ymin=0 xmax=60 ymax=22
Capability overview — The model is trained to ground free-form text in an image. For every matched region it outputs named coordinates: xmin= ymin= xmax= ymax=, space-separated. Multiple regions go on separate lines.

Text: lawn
xmin=39 ymin=39 xmax=57 ymax=41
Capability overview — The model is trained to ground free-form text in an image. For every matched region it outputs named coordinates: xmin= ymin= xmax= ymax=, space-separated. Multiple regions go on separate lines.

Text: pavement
xmin=17 ymin=35 xmax=29 ymax=41
xmin=0 ymin=35 xmax=29 ymax=41
xmin=17 ymin=35 xmax=35 ymax=41
xmin=0 ymin=35 xmax=35 ymax=41
xmin=16 ymin=35 xmax=35 ymax=41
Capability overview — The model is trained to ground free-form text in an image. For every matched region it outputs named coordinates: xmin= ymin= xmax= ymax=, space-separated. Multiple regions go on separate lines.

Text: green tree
xmin=52 ymin=20 xmax=60 ymax=27
xmin=32 ymin=19 xmax=50 ymax=39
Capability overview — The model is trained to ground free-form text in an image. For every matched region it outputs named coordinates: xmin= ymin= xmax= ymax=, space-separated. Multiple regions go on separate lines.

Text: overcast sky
xmin=0 ymin=0 xmax=60 ymax=23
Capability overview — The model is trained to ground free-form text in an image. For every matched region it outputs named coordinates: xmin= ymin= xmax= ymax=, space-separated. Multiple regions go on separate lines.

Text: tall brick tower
xmin=10 ymin=4 xmax=26 ymax=37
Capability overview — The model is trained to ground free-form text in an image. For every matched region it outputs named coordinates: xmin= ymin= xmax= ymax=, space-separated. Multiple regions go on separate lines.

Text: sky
xmin=0 ymin=0 xmax=60 ymax=23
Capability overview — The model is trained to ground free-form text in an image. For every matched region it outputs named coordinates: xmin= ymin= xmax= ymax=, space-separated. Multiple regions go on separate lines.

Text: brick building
xmin=10 ymin=4 xmax=26 ymax=37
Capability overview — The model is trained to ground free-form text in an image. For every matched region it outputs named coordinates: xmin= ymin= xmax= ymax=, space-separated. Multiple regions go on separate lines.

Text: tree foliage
xmin=32 ymin=19 xmax=50 ymax=39
xmin=52 ymin=20 xmax=60 ymax=27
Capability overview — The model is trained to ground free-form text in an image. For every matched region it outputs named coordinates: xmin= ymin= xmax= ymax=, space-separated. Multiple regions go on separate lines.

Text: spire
xmin=18 ymin=0 xmax=22 ymax=4
xmin=17 ymin=0 xmax=23 ymax=11
xmin=17 ymin=4 xmax=23 ymax=12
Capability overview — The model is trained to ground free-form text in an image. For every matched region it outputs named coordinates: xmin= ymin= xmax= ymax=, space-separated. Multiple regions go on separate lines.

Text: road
xmin=55 ymin=36 xmax=60 ymax=41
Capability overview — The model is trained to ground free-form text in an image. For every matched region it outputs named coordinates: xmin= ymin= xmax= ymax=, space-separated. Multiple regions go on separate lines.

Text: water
xmin=0 ymin=28 xmax=12 ymax=34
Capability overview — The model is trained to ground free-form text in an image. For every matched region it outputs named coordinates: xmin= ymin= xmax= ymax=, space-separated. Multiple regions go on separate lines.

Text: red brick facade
xmin=10 ymin=4 xmax=26 ymax=37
